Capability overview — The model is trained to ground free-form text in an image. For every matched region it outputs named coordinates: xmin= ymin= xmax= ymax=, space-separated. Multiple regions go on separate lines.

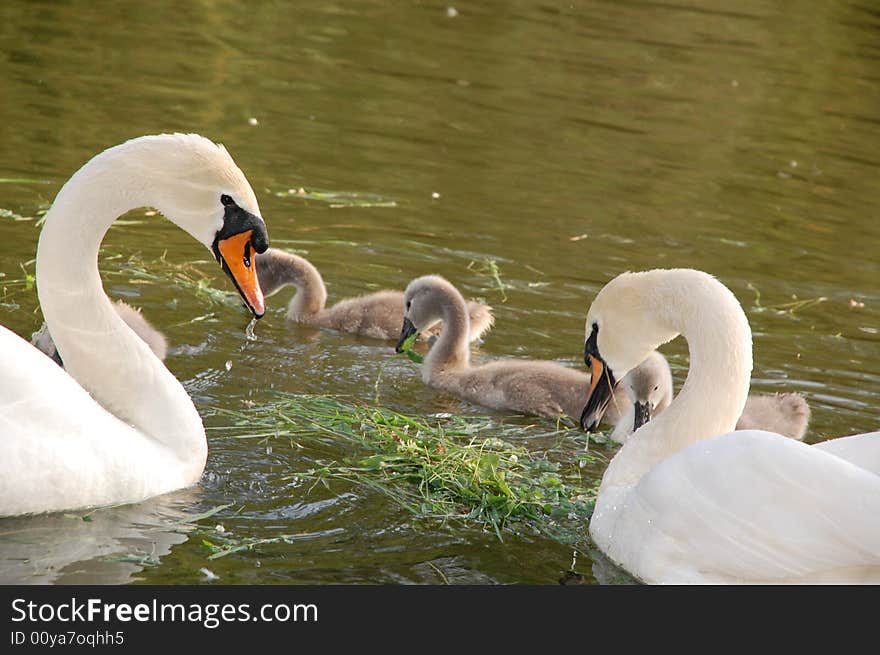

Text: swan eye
xmin=220 ymin=194 xmax=235 ymax=207
xmin=406 ymin=301 xmax=412 ymax=311
xmin=654 ymin=385 xmax=659 ymax=391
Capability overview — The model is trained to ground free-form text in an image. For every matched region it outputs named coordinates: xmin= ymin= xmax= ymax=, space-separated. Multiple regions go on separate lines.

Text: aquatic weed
xmin=209 ymin=394 xmax=601 ymax=549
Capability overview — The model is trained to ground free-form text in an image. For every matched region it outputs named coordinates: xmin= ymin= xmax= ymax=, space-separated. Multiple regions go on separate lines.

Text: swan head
xmin=580 ymin=270 xmax=680 ymax=431
xmin=395 ymin=275 xmax=452 ymax=352
xmin=117 ymin=134 xmax=270 ymax=318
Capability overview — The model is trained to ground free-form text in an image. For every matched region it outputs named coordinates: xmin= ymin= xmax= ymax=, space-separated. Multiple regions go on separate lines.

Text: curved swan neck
xmin=36 ymin=139 xmax=206 ymax=470
xmin=423 ymin=285 xmax=471 ymax=378
xmin=602 ymin=271 xmax=753 ymax=489
xmin=260 ymin=251 xmax=326 ymax=319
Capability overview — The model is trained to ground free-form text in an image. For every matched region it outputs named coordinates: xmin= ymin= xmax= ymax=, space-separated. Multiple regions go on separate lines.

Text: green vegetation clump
xmin=211 ymin=394 xmax=600 ymax=547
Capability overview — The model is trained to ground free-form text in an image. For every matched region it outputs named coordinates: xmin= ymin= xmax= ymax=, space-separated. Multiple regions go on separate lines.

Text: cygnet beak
xmin=633 ymin=401 xmax=651 ymax=433
xmin=395 ymin=317 xmax=418 ymax=353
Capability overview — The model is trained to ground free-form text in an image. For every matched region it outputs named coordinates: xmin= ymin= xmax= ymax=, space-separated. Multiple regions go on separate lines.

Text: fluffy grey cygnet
xmin=257 ymin=248 xmax=494 ymax=342
xmin=397 ymin=275 xmax=588 ymax=420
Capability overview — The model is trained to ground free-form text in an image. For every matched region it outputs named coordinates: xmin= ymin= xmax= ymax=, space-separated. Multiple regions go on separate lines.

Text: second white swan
xmin=579 ymin=268 xmax=880 ymax=583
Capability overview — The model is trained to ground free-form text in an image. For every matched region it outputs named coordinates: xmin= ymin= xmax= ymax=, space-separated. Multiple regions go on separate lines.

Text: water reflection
xmin=0 ymin=490 xmax=200 ymax=585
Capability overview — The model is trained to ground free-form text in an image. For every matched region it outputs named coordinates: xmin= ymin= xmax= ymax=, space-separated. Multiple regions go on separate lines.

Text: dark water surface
xmin=0 ymin=1 xmax=877 ymax=584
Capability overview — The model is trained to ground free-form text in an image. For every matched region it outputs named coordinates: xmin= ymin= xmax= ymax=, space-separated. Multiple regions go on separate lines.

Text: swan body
xmin=609 ymin=351 xmax=811 ymax=442
xmin=257 ymin=248 xmax=494 ymax=342
xmin=0 ymin=134 xmax=269 ymax=517
xmin=32 ymin=300 xmax=168 ymax=365
xmin=398 ymin=275 xmax=587 ymax=420
xmin=580 ymin=268 xmax=880 ymax=583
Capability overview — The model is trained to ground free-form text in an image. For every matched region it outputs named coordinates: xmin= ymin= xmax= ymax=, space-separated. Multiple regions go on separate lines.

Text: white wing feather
xmin=812 ymin=431 xmax=880 ymax=475
xmin=0 ymin=325 xmax=180 ymax=516
xmin=603 ymin=430 xmax=880 ymax=583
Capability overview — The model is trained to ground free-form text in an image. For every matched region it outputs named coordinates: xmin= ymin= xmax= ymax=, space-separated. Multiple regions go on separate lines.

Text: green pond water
xmin=0 ymin=1 xmax=877 ymax=584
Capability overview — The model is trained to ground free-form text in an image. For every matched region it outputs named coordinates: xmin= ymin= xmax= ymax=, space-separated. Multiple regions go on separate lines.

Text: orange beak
xmin=217 ymin=229 xmax=265 ymax=318
xmin=586 ymin=355 xmax=605 ymax=401
xmin=580 ymin=354 xmax=616 ymax=432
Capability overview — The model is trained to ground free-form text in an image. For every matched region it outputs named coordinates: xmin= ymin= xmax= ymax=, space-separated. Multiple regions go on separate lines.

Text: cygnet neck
xmin=422 ymin=284 xmax=472 ymax=379
xmin=281 ymin=253 xmax=327 ymax=320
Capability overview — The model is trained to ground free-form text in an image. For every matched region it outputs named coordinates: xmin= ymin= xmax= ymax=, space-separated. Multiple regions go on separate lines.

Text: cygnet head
xmin=579 ymin=270 xmax=684 ymax=431
xmin=620 ymin=351 xmax=674 ymax=431
xmin=395 ymin=275 xmax=457 ymax=351
xmin=100 ymin=134 xmax=270 ymax=316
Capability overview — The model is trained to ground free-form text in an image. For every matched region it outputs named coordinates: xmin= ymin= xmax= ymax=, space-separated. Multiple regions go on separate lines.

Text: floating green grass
xmin=105 ymin=251 xmax=240 ymax=308
xmin=747 ymin=282 xmax=827 ymax=315
xmin=105 ymin=552 xmax=163 ymax=567
xmin=1 ymin=250 xmax=241 ymax=319
xmin=201 ymin=534 xmax=302 ymax=560
xmin=275 ymin=186 xmax=397 ymax=208
xmin=0 ymin=177 xmax=50 ymax=185
xmin=0 ymin=250 xmax=239 ymax=311
xmin=209 ymin=394 xmax=600 ymax=549
xmin=0 ymin=259 xmax=37 ymax=310
xmin=468 ymin=257 xmax=509 ymax=302
xmin=0 ymin=208 xmax=32 ymax=221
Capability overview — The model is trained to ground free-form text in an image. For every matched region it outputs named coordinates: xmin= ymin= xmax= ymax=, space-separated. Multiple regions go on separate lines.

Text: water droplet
xmin=246 ymin=317 xmax=258 ymax=341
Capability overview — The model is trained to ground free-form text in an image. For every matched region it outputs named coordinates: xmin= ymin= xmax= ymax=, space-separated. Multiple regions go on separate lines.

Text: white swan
xmin=579 ymin=268 xmax=880 ymax=584
xmin=0 ymin=134 xmax=269 ymax=517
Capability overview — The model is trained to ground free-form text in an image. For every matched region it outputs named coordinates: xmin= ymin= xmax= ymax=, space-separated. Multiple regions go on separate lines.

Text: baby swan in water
xmin=32 ymin=300 xmax=168 ymax=366
xmin=610 ymin=351 xmax=810 ymax=442
xmin=257 ymin=248 xmax=494 ymax=342
xmin=397 ymin=275 xmax=587 ymax=420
